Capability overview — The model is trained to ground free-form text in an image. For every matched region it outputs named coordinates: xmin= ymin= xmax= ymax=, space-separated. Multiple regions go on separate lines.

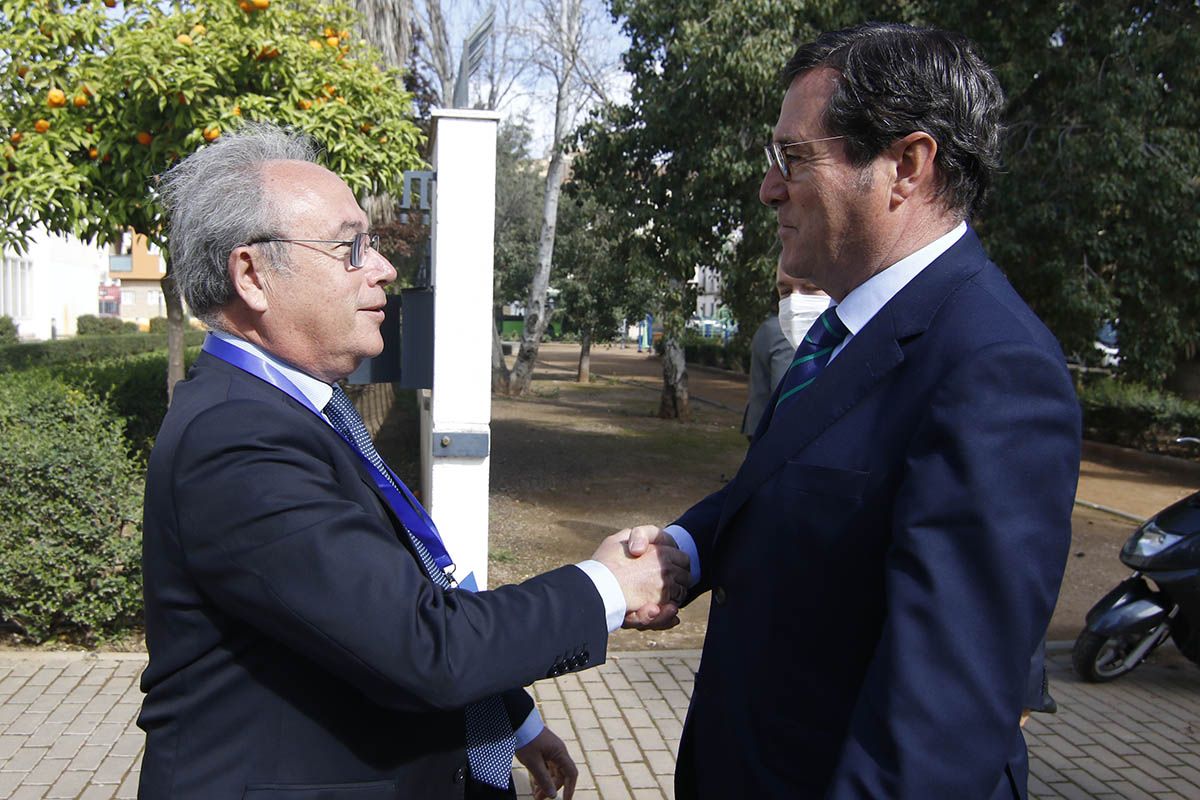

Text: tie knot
xmin=804 ymin=307 xmax=849 ymax=348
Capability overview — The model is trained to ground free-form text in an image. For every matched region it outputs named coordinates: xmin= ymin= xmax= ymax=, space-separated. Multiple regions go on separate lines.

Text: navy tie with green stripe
xmin=773 ymin=306 xmax=849 ymax=416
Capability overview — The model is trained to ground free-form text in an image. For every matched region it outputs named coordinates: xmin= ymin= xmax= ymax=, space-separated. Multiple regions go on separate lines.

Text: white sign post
xmin=420 ymin=108 xmax=500 ymax=588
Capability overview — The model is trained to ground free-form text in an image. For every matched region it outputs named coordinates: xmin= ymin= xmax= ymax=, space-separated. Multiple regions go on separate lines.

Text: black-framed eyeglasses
xmin=764 ymin=136 xmax=846 ymax=180
xmin=243 ymin=231 xmax=381 ymax=269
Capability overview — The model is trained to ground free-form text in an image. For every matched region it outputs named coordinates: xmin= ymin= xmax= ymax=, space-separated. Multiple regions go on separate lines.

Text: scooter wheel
xmin=1072 ymin=630 xmax=1151 ymax=682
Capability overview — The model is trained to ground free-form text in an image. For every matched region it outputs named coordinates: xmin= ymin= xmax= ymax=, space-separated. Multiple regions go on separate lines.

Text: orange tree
xmin=1 ymin=0 xmax=423 ymax=388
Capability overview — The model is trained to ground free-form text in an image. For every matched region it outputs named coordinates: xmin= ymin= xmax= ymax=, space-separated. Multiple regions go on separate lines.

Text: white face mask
xmin=778 ymin=292 xmax=830 ymax=349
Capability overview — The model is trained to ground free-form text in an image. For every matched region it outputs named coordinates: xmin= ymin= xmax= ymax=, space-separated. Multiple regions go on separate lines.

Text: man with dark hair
xmin=137 ymin=123 xmax=689 ymax=800
xmin=653 ymin=23 xmax=1080 ymax=798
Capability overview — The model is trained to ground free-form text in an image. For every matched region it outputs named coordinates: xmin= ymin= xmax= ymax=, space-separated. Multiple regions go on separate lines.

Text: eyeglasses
xmin=764 ymin=136 xmax=846 ymax=180
xmin=244 ymin=231 xmax=381 ymax=269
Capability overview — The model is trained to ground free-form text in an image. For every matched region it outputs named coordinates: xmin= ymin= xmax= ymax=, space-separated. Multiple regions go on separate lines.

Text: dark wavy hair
xmin=784 ymin=22 xmax=1004 ymax=217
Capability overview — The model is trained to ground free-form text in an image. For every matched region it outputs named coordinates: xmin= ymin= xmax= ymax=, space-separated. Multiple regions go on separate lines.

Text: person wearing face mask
xmin=741 ymin=261 xmax=829 ymax=439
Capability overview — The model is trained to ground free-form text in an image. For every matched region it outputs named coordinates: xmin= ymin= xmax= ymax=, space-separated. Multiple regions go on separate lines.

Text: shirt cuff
xmin=512 ymin=705 xmax=544 ymax=749
xmin=663 ymin=525 xmax=701 ymax=587
xmin=574 ymin=560 xmax=627 ymax=632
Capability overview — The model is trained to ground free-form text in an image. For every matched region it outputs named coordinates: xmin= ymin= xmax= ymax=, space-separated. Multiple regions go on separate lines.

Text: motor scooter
xmin=1072 ymin=438 xmax=1200 ymax=682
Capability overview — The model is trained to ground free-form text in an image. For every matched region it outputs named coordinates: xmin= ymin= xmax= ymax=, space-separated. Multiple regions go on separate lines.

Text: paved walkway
xmin=2 ymin=648 xmax=1198 ymax=799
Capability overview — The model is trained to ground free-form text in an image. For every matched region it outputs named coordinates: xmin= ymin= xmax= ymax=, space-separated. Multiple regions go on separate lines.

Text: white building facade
xmin=1 ymin=229 xmax=108 ymax=340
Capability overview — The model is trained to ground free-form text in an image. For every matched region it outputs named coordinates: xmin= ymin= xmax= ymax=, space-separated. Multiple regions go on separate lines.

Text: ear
xmin=887 ymin=131 xmax=938 ymax=208
xmin=228 ymin=245 xmax=271 ymax=313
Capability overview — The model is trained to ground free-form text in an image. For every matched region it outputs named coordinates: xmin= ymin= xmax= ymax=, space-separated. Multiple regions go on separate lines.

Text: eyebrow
xmin=331 ymin=220 xmax=366 ymax=238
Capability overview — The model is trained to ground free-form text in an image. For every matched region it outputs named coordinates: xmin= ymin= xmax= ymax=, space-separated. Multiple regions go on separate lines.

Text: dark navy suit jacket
xmin=138 ymin=353 xmax=606 ymax=799
xmin=674 ymin=230 xmax=1080 ymax=799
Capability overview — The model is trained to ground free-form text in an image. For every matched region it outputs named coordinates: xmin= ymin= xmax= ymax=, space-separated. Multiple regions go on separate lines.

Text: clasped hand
xmin=591 ymin=525 xmax=690 ymax=630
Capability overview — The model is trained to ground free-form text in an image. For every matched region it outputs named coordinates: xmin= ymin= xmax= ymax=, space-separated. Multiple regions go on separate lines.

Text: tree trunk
xmin=577 ymin=328 xmax=591 ymax=383
xmin=491 ymin=323 xmax=511 ymax=394
xmin=162 ymin=269 xmax=186 ymax=404
xmin=658 ymin=334 xmax=691 ymax=420
xmin=508 ymin=83 xmax=570 ymax=395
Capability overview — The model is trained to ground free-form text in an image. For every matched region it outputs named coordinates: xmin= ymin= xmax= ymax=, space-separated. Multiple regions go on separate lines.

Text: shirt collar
xmin=210 ymin=330 xmax=335 ymax=415
xmin=833 ymin=221 xmax=967 ymax=335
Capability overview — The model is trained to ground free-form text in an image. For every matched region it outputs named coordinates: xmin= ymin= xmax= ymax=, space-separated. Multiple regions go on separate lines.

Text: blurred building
xmin=1 ymin=229 xmax=108 ymax=340
xmin=106 ymin=231 xmax=167 ymax=325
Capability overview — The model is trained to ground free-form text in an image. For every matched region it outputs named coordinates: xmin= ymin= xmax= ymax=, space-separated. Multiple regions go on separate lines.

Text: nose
xmin=760 ymin=165 xmax=786 ymax=207
xmin=365 ymin=248 xmax=397 ymax=287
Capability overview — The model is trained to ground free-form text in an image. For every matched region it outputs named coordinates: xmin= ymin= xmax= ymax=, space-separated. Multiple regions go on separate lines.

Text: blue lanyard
xmin=201 ymin=335 xmax=456 ymax=574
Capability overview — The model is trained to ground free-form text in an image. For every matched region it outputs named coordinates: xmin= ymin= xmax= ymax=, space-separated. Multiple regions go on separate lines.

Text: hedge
xmin=0 ymin=330 xmax=205 ymax=373
xmin=76 ymin=314 xmax=139 ymax=336
xmin=0 ymin=371 xmax=145 ymax=644
xmin=657 ymin=330 xmax=751 ymax=374
xmin=1078 ymin=377 xmax=1200 ymax=457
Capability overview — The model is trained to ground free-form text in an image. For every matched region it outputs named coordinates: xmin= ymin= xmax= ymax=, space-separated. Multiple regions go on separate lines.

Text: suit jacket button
xmin=713 ymin=587 xmax=727 ymax=605
xmin=454 ymin=766 xmax=466 ymax=783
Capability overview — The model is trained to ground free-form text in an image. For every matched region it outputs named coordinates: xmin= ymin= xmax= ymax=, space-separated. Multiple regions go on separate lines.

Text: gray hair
xmin=155 ymin=122 xmax=320 ymax=326
xmin=784 ymin=23 xmax=1005 ymax=218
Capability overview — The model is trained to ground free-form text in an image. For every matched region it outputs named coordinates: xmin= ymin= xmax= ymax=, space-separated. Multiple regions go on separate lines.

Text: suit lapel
xmin=714 ymin=229 xmax=991 ymax=540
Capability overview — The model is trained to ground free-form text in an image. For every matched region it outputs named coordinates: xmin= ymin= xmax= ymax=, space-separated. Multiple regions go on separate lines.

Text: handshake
xmin=590 ymin=525 xmax=691 ymax=630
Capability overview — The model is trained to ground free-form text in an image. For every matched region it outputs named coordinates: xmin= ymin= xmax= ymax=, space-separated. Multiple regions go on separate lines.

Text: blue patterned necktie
xmin=773 ymin=307 xmax=850 ymax=415
xmin=324 ymin=385 xmax=515 ymax=790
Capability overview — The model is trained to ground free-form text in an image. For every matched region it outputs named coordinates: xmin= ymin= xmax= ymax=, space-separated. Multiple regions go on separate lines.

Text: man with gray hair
xmin=650 ymin=23 xmax=1081 ymax=799
xmin=137 ymin=123 xmax=689 ymax=800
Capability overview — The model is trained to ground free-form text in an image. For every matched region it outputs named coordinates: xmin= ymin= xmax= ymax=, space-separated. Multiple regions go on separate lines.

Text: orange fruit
xmin=335 ymin=95 xmax=345 ymax=104
xmin=192 ymin=24 xmax=206 ymax=36
xmin=256 ymin=45 xmax=279 ymax=60
xmin=34 ymin=119 xmax=50 ymax=133
xmin=308 ymin=39 xmax=323 ymax=51
xmin=16 ymin=65 xmax=28 ymax=79
xmin=338 ymin=29 xmax=349 ymax=41
xmin=73 ymin=94 xmax=88 ymax=108
xmin=102 ymin=153 xmax=111 ymax=163
xmin=85 ymin=124 xmax=94 ymax=133
xmin=177 ymin=92 xmax=188 ymax=105
xmin=252 ymin=0 xmax=269 ymax=8
xmin=238 ymin=1 xmax=252 ymax=11
xmin=360 ymin=122 xmax=372 ymax=132
xmin=88 ymin=146 xmax=99 ymax=159
xmin=176 ymin=34 xmax=193 ymax=46
xmin=203 ymin=126 xmax=220 ymax=142
xmin=325 ymin=36 xmax=339 ymax=48
xmin=324 ymin=83 xmax=335 ymax=96
xmin=324 ymin=26 xmax=335 ymax=37
xmin=136 ymin=131 xmax=152 ymax=146
xmin=297 ymin=98 xmax=313 ymax=110
xmin=377 ymin=135 xmax=388 ymax=144
xmin=231 ymin=105 xmax=242 ymax=116
xmin=47 ymin=88 xmax=66 ymax=108
xmin=104 ymin=0 xmax=116 ymax=6
xmin=10 ymin=132 xmax=22 ymax=144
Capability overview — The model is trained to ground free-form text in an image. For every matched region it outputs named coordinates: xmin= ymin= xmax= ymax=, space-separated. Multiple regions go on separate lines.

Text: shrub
xmin=45 ymin=345 xmax=204 ymax=459
xmin=0 ymin=371 xmax=144 ymax=644
xmin=1078 ymin=377 xmax=1200 ymax=456
xmin=148 ymin=316 xmax=168 ymax=334
xmin=657 ymin=330 xmax=748 ymax=373
xmin=0 ymin=330 xmax=205 ymax=373
xmin=77 ymin=314 xmax=138 ymax=335
xmin=0 ymin=315 xmax=17 ymax=345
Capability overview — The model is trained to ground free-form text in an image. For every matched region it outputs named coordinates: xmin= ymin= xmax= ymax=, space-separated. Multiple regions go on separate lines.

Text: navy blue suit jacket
xmin=138 ymin=354 xmax=606 ymax=799
xmin=674 ymin=230 xmax=1080 ymax=798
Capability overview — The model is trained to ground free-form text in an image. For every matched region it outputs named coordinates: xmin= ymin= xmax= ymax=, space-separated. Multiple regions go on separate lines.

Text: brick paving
xmin=2 ymin=647 xmax=1198 ymax=799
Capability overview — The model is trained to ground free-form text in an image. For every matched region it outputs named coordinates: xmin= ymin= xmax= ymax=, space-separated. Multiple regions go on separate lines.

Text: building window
xmin=1 ymin=255 xmax=33 ymax=318
xmin=120 ymin=290 xmax=135 ymax=306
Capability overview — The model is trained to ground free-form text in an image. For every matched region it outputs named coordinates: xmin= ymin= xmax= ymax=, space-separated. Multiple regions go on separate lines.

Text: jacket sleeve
xmin=169 ymin=399 xmax=607 ymax=714
xmin=825 ymin=341 xmax=1079 ymax=799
